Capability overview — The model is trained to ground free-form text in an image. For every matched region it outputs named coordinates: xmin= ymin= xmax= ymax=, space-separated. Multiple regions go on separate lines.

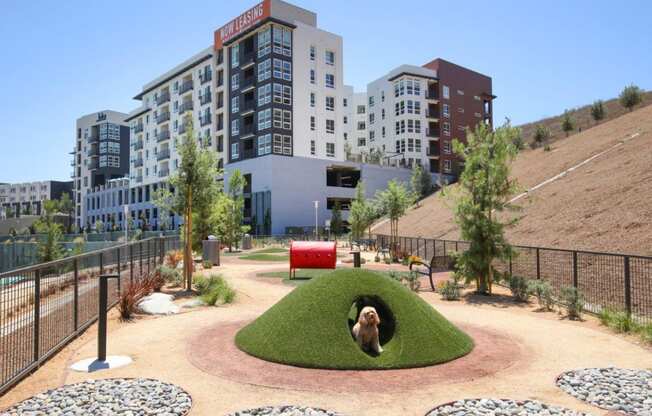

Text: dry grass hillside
xmin=519 ymin=91 xmax=652 ymax=146
xmin=372 ymin=104 xmax=652 ymax=255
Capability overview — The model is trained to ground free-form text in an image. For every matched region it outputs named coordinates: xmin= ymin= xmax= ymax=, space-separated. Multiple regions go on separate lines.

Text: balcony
xmin=425 ymin=110 xmax=439 ymax=120
xmin=157 ymin=149 xmax=170 ymax=161
xmin=178 ymin=101 xmax=193 ymax=115
xmin=240 ymin=100 xmax=255 ymax=115
xmin=133 ymin=158 xmax=144 ymax=167
xmin=240 ymin=76 xmax=255 ymax=92
xmin=158 ymin=168 xmax=170 ymax=178
xmin=426 ymin=128 xmax=440 ymax=138
xmin=135 ymin=176 xmax=143 ymax=183
xmin=69 ymin=159 xmax=75 ymax=166
xmin=88 ymin=144 xmax=99 ymax=156
xmin=199 ymin=71 xmax=212 ymax=85
xmin=156 ymin=130 xmax=170 ymax=143
xmin=427 ymin=144 xmax=440 ymax=157
xmin=156 ymin=111 xmax=170 ymax=124
xmin=133 ymin=140 xmax=144 ymax=150
xmin=199 ymin=93 xmax=212 ymax=106
xmin=200 ymin=113 xmax=212 ymax=127
xmin=179 ymin=80 xmax=193 ymax=95
xmin=240 ymin=124 xmax=256 ymax=138
xmin=426 ymin=90 xmax=439 ymax=101
xmin=178 ymin=122 xmax=187 ymax=135
xmin=156 ymin=91 xmax=170 ymax=105
xmin=88 ymin=160 xmax=99 ymax=170
xmin=134 ymin=124 xmax=144 ymax=133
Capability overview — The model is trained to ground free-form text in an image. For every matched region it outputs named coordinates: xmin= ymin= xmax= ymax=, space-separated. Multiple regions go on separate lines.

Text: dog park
xmin=0 ymin=234 xmax=650 ymax=416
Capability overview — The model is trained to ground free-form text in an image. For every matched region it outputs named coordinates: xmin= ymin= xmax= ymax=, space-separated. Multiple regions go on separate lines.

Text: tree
xmin=561 ymin=110 xmax=575 ymax=137
xmin=410 ymin=164 xmax=432 ymax=205
xmin=211 ymin=169 xmax=249 ymax=252
xmin=450 ymin=121 xmax=520 ymax=295
xmin=330 ymin=201 xmax=343 ymax=236
xmin=532 ymin=124 xmax=550 ymax=148
xmin=590 ymin=100 xmax=606 ymax=123
xmin=94 ymin=220 xmax=104 ymax=234
xmin=5 ymin=206 xmax=14 ymax=219
xmin=154 ymin=116 xmax=220 ymax=290
xmin=349 ymin=181 xmax=376 ymax=241
xmin=619 ymin=84 xmax=643 ymax=112
xmin=34 ymin=199 xmax=64 ymax=263
xmin=58 ymin=193 xmax=74 ymax=233
xmin=374 ymin=180 xmax=415 ymax=260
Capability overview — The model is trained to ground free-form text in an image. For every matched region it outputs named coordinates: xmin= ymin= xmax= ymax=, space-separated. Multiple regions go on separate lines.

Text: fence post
xmin=536 ymin=248 xmax=541 ymax=280
xmin=159 ymin=237 xmax=164 ymax=264
xmin=33 ymin=269 xmax=41 ymax=364
xmin=73 ymin=259 xmax=79 ymax=331
xmin=99 ymin=251 xmax=104 ymax=276
xmin=129 ymin=244 xmax=134 ymax=284
xmin=624 ymin=256 xmax=632 ymax=316
xmin=572 ymin=251 xmax=578 ymax=288
xmin=98 ymin=274 xmax=119 ymax=362
xmin=509 ymin=252 xmax=513 ymax=277
xmin=139 ymin=241 xmax=143 ymax=275
xmin=116 ymin=247 xmax=121 ymax=293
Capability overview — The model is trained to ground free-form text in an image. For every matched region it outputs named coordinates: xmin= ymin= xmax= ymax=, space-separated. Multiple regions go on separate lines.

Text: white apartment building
xmin=73 ymin=111 xmax=130 ymax=230
xmin=0 ymin=181 xmax=72 ymax=218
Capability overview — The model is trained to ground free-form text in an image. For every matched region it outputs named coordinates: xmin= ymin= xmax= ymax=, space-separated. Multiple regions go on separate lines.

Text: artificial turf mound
xmin=235 ymin=269 xmax=474 ymax=370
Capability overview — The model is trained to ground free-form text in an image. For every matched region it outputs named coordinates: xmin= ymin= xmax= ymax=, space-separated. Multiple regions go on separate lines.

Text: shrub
xmin=619 ymin=84 xmax=643 ymax=111
xmin=195 ymin=274 xmax=236 ymax=306
xmin=639 ymin=324 xmax=652 ymax=344
xmin=560 ymin=286 xmax=585 ymax=320
xmin=156 ymin=265 xmax=182 ymax=287
xmin=599 ymin=308 xmax=638 ymax=333
xmin=387 ymin=271 xmax=403 ymax=283
xmin=509 ymin=275 xmax=530 ymax=302
xmin=543 ymin=144 xmax=551 ymax=152
xmin=383 ymin=257 xmax=391 ymax=265
xmin=118 ymin=276 xmax=154 ymax=321
xmin=532 ymin=124 xmax=550 ymax=148
xmin=438 ymin=280 xmax=460 ymax=301
xmin=203 ymin=260 xmax=213 ymax=269
xmin=374 ymin=255 xmax=380 ymax=263
xmin=404 ymin=271 xmax=421 ymax=292
xmin=165 ymin=250 xmax=183 ymax=269
xmin=528 ymin=280 xmax=554 ymax=310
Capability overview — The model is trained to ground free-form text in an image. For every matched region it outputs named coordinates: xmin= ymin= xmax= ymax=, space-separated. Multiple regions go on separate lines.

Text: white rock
xmin=138 ymin=293 xmax=180 ymax=315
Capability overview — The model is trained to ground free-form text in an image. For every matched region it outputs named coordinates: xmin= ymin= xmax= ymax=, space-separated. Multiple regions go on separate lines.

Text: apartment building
xmin=357 ymin=60 xmax=493 ymax=178
xmin=0 ymin=181 xmax=72 ymax=218
xmin=73 ymin=111 xmax=130 ymax=230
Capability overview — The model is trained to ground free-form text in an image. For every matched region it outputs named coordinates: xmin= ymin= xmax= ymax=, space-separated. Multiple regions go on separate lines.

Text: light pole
xmin=313 ymin=201 xmax=319 ymax=240
xmin=123 ymin=205 xmax=129 ymax=242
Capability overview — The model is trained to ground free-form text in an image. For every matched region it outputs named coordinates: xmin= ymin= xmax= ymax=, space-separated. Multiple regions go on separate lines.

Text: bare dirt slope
xmin=372 ymin=104 xmax=652 ymax=255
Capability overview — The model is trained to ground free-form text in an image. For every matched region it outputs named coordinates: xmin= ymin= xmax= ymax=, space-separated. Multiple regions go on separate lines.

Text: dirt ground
xmin=1 ymin=253 xmax=651 ymax=416
xmin=372 ymin=104 xmax=652 ymax=256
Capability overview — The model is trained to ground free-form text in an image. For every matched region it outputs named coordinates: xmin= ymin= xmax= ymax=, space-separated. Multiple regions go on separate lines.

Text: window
xmin=357 ymin=105 xmax=365 ymax=114
xmin=273 ymin=59 xmax=291 ymax=80
xmin=231 ymin=142 xmax=239 ymax=159
xmin=273 ymin=109 xmax=291 ymax=130
xmin=415 ymin=139 xmax=421 ymax=152
xmin=325 ymin=50 xmax=335 ymax=65
xmin=443 ymin=141 xmax=452 ymax=154
xmin=310 ymin=46 xmax=315 ymax=60
xmin=358 ymin=137 xmax=366 ymax=147
xmin=381 ymin=109 xmax=385 ymax=119
xmin=258 ymin=84 xmax=272 ymax=106
xmin=381 ymin=90 xmax=385 ymax=102
xmin=310 ymin=93 xmax=315 ymax=107
xmin=414 ymin=81 xmax=421 ymax=96
xmin=382 ymin=126 xmax=385 ymax=137
xmin=443 ymin=85 xmax=450 ymax=99
xmin=406 ymin=79 xmax=413 ymax=95
xmin=231 ymin=119 xmax=239 ymax=136
xmin=457 ymin=125 xmax=465 ymax=131
xmin=343 ymin=116 xmax=348 ymax=124
xmin=443 ymin=122 xmax=450 ymax=136
xmin=325 ymin=74 xmax=335 ymax=88
xmin=357 ymin=121 xmax=366 ymax=130
xmin=343 ymin=98 xmax=348 ymax=107
xmin=258 ymin=59 xmax=271 ymax=82
xmin=310 ymin=140 xmax=316 ymax=155
xmin=273 ymin=26 xmax=292 ymax=56
xmin=457 ymin=89 xmax=464 ymax=96
xmin=415 ymin=120 xmax=421 ymax=133
xmin=310 ymin=69 xmax=315 ymax=84
xmin=369 ymin=130 xmax=375 ymax=142
xmin=231 ymin=73 xmax=239 ymax=90
xmin=443 ymin=103 xmax=450 ymax=118
xmin=415 ymin=101 xmax=421 ymax=115
xmin=326 ymin=142 xmax=335 ymax=157
xmin=407 ymin=100 xmax=414 ymax=114
xmin=325 ymin=96 xmax=334 ymax=111
xmin=407 ymin=119 xmax=414 ymax=133
xmin=272 ymin=83 xmax=292 ymax=105
xmin=273 ymin=134 xmax=292 ymax=155
xmin=231 ymin=44 xmax=239 ymax=68
xmin=407 ymin=138 xmax=414 ymax=152
xmin=369 ymin=113 xmax=375 ymax=124
xmin=458 ymin=107 xmax=465 ymax=113
xmin=258 ymin=108 xmax=272 ymax=130
xmin=257 ymin=28 xmax=271 ymax=58
xmin=258 ymin=134 xmax=272 ymax=155
xmin=231 ymin=96 xmax=239 ymax=113
xmin=326 ymin=119 xmax=335 ymax=134
xmin=368 ymin=96 xmax=375 ymax=107
xmin=310 ymin=116 xmax=315 ymax=130
xmin=443 ymin=160 xmax=452 ymax=173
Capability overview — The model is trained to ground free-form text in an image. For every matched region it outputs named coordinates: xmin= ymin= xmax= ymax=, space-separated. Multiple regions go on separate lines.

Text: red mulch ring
xmin=186 ymin=321 xmax=525 ymax=393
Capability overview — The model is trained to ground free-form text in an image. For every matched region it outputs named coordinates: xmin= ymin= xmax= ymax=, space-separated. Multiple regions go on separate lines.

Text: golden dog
xmin=352 ymin=306 xmax=383 ymax=354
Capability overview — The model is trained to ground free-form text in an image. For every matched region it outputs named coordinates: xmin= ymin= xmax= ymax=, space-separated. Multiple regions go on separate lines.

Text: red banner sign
xmin=214 ymin=0 xmax=271 ymax=49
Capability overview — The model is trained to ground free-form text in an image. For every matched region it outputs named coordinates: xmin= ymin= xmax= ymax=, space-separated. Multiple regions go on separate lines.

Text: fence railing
xmin=374 ymin=234 xmax=652 ymax=325
xmin=0 ymin=235 xmax=180 ymax=396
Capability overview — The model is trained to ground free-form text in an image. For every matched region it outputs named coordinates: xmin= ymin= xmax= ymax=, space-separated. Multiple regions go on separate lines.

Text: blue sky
xmin=1 ymin=0 xmax=650 ymax=183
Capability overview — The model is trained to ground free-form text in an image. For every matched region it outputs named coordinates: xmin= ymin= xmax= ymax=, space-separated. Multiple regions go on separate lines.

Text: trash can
xmin=242 ymin=234 xmax=252 ymax=250
xmin=202 ymin=238 xmax=220 ymax=267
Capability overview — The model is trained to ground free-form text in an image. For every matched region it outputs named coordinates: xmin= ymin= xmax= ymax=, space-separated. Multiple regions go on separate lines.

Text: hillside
xmin=372 ymin=104 xmax=652 ymax=255
xmin=519 ymin=91 xmax=652 ymax=147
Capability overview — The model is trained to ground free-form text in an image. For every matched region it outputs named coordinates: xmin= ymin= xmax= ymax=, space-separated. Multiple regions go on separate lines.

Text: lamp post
xmin=313 ymin=201 xmax=319 ymax=240
xmin=123 ymin=205 xmax=129 ymax=242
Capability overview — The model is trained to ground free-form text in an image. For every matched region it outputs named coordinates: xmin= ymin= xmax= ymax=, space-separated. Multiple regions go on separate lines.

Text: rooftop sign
xmin=214 ymin=0 xmax=271 ymax=49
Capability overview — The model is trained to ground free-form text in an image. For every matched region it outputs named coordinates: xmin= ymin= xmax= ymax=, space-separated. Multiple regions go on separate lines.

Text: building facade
xmin=0 ymin=181 xmax=72 ymax=218
xmin=73 ymin=111 xmax=130 ymax=230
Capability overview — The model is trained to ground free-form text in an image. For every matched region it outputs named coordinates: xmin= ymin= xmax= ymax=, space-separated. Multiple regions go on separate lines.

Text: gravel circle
xmin=425 ymin=398 xmax=593 ymax=415
xmin=226 ymin=405 xmax=344 ymax=415
xmin=556 ymin=367 xmax=652 ymax=415
xmin=0 ymin=378 xmax=192 ymax=416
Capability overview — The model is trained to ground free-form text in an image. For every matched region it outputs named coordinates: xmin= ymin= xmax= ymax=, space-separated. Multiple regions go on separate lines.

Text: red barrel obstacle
xmin=289 ymin=241 xmax=337 ymax=279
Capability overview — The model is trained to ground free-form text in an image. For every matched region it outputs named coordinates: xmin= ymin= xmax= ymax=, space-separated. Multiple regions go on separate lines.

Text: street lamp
xmin=313 ymin=200 xmax=319 ymax=240
xmin=123 ymin=205 xmax=129 ymax=242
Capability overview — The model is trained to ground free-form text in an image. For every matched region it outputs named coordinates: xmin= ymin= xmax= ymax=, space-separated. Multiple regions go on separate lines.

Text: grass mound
xmin=236 ymin=269 xmax=473 ymax=369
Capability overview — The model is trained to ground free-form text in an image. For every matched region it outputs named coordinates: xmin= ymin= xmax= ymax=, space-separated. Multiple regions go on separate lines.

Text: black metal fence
xmin=0 ymin=236 xmax=180 ymax=396
xmin=374 ymin=234 xmax=652 ymax=324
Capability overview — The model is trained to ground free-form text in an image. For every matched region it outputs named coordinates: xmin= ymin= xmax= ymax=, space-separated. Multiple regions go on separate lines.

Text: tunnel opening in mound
xmin=235 ymin=269 xmax=474 ymax=370
xmin=348 ymin=295 xmax=396 ymax=347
